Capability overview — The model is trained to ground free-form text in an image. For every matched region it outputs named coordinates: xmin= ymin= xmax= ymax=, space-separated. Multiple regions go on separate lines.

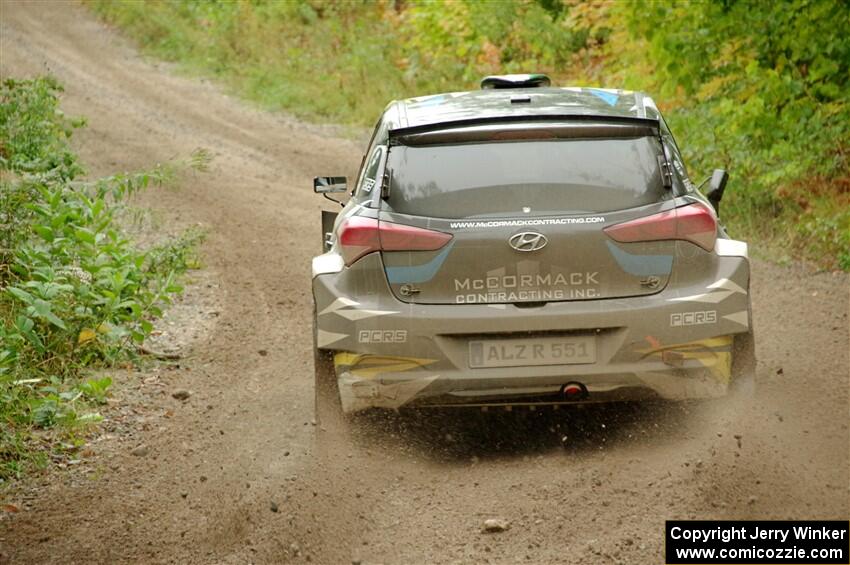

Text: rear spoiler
xmin=389 ymin=115 xmax=660 ymax=146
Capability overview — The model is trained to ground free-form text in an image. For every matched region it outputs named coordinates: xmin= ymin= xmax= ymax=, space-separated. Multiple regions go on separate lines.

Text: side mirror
xmin=705 ymin=169 xmax=729 ymax=215
xmin=314 ymin=176 xmax=347 ymax=207
xmin=313 ymin=176 xmax=347 ymax=194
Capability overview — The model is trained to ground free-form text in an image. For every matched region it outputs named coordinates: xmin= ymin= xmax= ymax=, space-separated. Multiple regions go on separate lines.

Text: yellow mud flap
xmin=638 ymin=336 xmax=733 ymax=382
xmin=334 ymin=353 xmax=440 ymax=412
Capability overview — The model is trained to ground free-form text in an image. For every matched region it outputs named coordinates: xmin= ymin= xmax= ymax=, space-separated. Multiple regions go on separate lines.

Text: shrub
xmin=0 ymin=76 xmax=206 ymax=479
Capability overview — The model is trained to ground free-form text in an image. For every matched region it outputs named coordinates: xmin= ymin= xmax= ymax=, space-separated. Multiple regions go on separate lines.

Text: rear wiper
xmin=381 ymin=167 xmax=393 ymax=199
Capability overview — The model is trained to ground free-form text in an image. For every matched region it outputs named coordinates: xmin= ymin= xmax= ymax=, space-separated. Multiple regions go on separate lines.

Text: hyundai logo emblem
xmin=508 ymin=231 xmax=548 ymax=252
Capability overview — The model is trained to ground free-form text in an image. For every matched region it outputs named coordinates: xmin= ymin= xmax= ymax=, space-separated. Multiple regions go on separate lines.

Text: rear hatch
xmin=378 ymin=122 xmax=679 ymax=305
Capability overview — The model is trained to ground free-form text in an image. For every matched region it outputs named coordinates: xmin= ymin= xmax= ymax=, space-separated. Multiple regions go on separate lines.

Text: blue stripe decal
xmin=587 ymin=89 xmax=619 ymax=107
xmin=385 ymin=241 xmax=455 ymax=284
xmin=605 ymin=241 xmax=673 ymax=276
xmin=416 ymin=95 xmax=446 ymax=107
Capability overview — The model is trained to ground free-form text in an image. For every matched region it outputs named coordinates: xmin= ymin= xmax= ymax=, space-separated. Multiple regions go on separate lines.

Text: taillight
xmin=338 ymin=217 xmax=452 ymax=266
xmin=338 ymin=217 xmax=381 ymax=266
xmin=603 ymin=202 xmax=717 ymax=251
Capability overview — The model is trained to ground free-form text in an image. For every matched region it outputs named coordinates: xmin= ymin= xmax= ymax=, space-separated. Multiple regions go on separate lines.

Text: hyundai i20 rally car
xmin=312 ymin=74 xmax=754 ymax=418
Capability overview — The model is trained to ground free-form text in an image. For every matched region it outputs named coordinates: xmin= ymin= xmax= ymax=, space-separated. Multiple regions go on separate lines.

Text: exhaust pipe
xmin=562 ymin=382 xmax=588 ymax=401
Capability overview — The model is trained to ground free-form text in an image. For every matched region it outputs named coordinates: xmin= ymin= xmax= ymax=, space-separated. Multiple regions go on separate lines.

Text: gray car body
xmin=312 ymin=86 xmax=754 ymax=413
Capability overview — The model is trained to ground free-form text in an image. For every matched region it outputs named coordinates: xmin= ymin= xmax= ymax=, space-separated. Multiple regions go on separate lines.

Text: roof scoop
xmin=480 ymin=74 xmax=551 ymax=90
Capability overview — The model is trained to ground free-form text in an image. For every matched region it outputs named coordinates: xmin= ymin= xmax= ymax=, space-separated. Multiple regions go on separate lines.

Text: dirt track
xmin=1 ymin=2 xmax=848 ymax=564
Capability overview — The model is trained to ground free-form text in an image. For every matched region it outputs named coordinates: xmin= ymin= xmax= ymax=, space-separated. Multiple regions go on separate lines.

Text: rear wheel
xmin=730 ymin=330 xmax=756 ymax=398
xmin=313 ymin=305 xmax=343 ymax=426
xmin=314 ymin=349 xmax=343 ymax=425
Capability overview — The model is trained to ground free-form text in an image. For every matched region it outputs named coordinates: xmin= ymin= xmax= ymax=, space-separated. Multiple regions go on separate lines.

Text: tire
xmin=729 ymin=330 xmax=756 ymax=398
xmin=313 ymin=304 xmax=343 ymax=426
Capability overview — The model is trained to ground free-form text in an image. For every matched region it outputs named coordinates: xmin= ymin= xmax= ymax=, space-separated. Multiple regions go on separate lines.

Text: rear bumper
xmin=313 ymin=248 xmax=753 ymax=413
xmin=334 ymin=331 xmax=753 ymax=412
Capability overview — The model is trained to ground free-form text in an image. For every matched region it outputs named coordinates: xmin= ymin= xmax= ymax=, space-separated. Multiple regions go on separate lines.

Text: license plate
xmin=468 ymin=336 xmax=596 ymax=368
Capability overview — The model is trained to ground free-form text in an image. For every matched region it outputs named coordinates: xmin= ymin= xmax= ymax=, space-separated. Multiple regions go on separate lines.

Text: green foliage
xmin=86 ymin=0 xmax=587 ymax=123
xmin=0 ymin=77 xmax=205 ymax=480
xmin=87 ymin=0 xmax=849 ymax=270
xmin=78 ymin=376 xmax=112 ymax=405
xmin=0 ymin=76 xmax=85 ymax=179
xmin=618 ymin=0 xmax=849 ymax=269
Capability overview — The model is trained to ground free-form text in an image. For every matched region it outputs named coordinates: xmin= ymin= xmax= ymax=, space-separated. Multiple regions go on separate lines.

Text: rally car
xmin=311 ymin=74 xmax=754 ymax=418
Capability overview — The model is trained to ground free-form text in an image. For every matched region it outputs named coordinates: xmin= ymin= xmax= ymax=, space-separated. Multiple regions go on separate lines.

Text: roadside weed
xmin=0 ymin=76 xmax=206 ymax=480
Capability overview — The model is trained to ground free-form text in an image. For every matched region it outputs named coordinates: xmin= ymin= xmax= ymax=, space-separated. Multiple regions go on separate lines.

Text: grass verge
xmin=86 ymin=1 xmax=848 ymax=271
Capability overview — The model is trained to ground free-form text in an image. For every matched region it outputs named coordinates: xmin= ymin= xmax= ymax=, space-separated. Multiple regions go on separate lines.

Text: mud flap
xmin=332 ymin=352 xmax=440 ymax=413
xmin=338 ymin=372 xmax=439 ymax=413
xmin=634 ymin=335 xmax=739 ymax=399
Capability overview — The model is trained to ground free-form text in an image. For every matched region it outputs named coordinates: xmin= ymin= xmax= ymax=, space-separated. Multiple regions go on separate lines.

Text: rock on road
xmin=1 ymin=2 xmax=848 ymax=564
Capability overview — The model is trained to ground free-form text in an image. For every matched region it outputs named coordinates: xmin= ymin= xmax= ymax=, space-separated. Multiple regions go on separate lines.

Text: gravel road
xmin=1 ymin=2 xmax=848 ymax=564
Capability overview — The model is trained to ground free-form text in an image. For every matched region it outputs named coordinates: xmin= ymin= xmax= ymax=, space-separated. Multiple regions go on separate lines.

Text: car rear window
xmin=384 ymin=137 xmax=668 ymax=218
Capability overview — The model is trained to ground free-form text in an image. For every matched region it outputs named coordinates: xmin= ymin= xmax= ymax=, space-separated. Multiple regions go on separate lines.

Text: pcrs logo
xmin=670 ymin=310 xmax=717 ymax=327
xmin=358 ymin=330 xmax=408 ymax=344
